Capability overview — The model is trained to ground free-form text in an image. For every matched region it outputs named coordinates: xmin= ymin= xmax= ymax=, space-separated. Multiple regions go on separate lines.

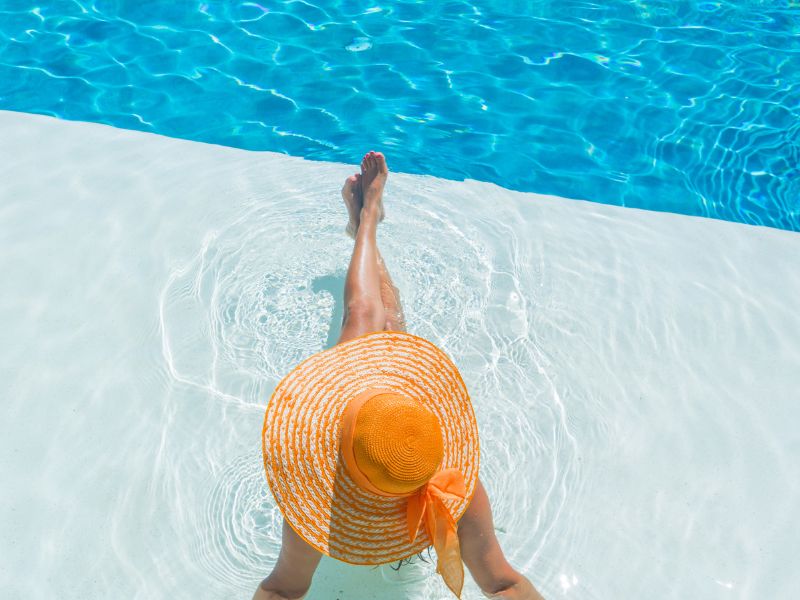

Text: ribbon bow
xmin=406 ymin=468 xmax=467 ymax=598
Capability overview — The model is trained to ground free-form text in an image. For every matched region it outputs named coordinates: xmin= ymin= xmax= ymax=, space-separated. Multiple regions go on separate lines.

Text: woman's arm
xmin=251 ymin=520 xmax=322 ymax=600
xmin=458 ymin=479 xmax=546 ymax=600
xmin=253 ymin=482 xmax=545 ymax=600
xmin=251 ymin=584 xmax=298 ymax=600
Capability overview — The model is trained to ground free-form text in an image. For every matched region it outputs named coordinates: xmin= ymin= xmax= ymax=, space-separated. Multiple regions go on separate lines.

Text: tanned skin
xmin=253 ymin=152 xmax=545 ymax=600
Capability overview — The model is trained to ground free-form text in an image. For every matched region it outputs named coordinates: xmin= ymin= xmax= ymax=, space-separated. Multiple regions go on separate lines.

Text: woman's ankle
xmin=359 ymin=204 xmax=381 ymax=224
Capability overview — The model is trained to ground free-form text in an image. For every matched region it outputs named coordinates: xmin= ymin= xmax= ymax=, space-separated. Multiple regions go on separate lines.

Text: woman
xmin=253 ymin=152 xmax=544 ymax=600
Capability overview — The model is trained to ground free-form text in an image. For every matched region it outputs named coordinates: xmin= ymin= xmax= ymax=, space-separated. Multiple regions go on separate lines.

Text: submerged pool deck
xmin=1 ymin=111 xmax=798 ymax=599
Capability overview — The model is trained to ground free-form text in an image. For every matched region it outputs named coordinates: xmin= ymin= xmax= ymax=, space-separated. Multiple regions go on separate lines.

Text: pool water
xmin=1 ymin=0 xmax=798 ymax=229
xmin=2 ymin=1 xmax=800 ymax=599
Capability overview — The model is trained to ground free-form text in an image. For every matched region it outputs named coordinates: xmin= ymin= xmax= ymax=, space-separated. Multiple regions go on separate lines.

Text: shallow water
xmin=1 ymin=1 xmax=798 ymax=229
xmin=1 ymin=112 xmax=799 ymax=599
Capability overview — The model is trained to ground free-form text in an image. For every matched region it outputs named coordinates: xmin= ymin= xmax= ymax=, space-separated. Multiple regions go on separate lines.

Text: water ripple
xmin=196 ymin=451 xmax=282 ymax=589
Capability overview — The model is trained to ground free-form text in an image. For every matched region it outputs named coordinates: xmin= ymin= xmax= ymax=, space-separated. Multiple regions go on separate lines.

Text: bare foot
xmin=342 ymin=153 xmax=386 ymax=238
xmin=342 ymin=173 xmax=362 ymax=239
xmin=359 ymin=150 xmax=388 ymax=219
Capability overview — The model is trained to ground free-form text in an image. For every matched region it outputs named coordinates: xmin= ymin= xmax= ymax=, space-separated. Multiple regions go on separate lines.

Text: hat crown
xmin=352 ymin=392 xmax=444 ymax=495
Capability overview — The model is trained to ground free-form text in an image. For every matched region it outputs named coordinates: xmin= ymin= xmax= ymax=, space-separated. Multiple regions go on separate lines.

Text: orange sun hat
xmin=262 ymin=330 xmax=480 ymax=598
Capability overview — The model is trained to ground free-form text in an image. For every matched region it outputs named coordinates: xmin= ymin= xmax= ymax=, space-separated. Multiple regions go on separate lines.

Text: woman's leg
xmin=338 ymin=151 xmax=390 ymax=344
xmin=377 ymin=251 xmax=406 ymax=332
xmin=341 ymin=161 xmax=406 ymax=334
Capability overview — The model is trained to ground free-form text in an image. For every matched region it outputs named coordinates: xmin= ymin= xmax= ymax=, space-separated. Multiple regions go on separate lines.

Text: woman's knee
xmin=344 ymin=298 xmax=384 ymax=330
xmin=383 ymin=311 xmax=407 ymax=332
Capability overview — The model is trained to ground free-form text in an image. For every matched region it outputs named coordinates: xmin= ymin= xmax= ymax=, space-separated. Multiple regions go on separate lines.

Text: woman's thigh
xmin=338 ymin=307 xmax=407 ymax=345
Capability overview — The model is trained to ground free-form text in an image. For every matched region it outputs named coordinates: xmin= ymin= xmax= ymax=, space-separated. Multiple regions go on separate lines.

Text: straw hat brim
xmin=262 ymin=330 xmax=480 ymax=565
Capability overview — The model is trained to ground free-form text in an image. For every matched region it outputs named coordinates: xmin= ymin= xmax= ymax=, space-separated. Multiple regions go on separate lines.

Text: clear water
xmin=1 ymin=1 xmax=798 ymax=230
xmin=3 ymin=112 xmax=800 ymax=600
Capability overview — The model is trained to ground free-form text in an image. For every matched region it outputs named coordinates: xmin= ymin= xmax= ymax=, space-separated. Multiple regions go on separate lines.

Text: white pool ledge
xmin=1 ymin=111 xmax=798 ymax=599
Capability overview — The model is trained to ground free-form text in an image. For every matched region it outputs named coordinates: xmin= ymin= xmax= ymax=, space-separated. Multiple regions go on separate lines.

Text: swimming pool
xmin=2 ymin=2 xmax=800 ymax=599
xmin=0 ymin=1 xmax=798 ymax=229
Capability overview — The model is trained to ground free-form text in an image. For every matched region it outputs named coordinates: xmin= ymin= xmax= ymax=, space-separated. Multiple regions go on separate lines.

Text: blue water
xmin=1 ymin=1 xmax=798 ymax=230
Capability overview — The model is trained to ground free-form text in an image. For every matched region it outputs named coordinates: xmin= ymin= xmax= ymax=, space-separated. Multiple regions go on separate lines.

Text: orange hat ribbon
xmin=407 ymin=468 xmax=467 ymax=598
